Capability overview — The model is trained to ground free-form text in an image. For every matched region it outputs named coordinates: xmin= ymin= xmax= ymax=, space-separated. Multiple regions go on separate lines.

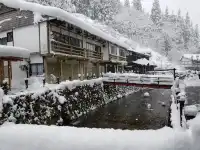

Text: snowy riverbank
xmin=1 ymin=115 xmax=200 ymax=150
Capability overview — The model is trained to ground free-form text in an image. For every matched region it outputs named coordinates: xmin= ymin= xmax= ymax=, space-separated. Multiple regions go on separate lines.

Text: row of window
xmin=110 ymin=45 xmax=126 ymax=57
xmin=52 ymin=31 xmax=83 ymax=48
xmin=86 ymin=42 xmax=101 ymax=53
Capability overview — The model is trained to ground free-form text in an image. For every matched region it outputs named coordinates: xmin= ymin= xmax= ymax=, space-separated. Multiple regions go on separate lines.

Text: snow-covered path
xmin=75 ymin=89 xmax=171 ymax=130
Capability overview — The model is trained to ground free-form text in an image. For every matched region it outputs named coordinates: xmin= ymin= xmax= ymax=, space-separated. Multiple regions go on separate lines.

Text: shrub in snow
xmin=0 ymin=80 xmax=105 ymax=125
xmin=144 ymin=92 xmax=150 ymax=97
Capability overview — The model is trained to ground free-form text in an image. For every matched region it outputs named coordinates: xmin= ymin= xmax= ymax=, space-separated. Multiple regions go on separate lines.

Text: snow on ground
xmin=170 ymin=94 xmax=181 ymax=129
xmin=0 ymin=45 xmax=30 ymax=59
xmin=184 ymin=74 xmax=200 ymax=87
xmin=184 ymin=105 xmax=198 ymax=117
xmin=0 ymin=122 xmax=193 ymax=150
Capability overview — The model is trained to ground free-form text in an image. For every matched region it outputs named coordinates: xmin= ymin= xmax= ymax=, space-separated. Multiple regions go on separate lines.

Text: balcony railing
xmin=87 ymin=50 xmax=103 ymax=60
xmin=51 ymin=41 xmax=103 ymax=60
xmin=109 ymin=54 xmax=126 ymax=62
xmin=51 ymin=41 xmax=85 ymax=57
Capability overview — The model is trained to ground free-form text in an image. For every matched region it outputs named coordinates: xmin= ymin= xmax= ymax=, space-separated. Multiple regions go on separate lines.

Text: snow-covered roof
xmin=0 ymin=45 xmax=30 ymax=59
xmin=0 ymin=0 xmax=138 ymax=52
xmin=181 ymin=54 xmax=200 ymax=61
xmin=133 ymin=58 xmax=155 ymax=66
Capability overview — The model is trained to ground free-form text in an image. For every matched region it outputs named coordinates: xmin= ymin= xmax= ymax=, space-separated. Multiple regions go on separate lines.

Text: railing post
xmin=173 ymin=68 xmax=176 ymax=80
xmin=25 ymin=79 xmax=28 ymax=89
xmin=178 ymin=96 xmax=185 ymax=127
xmin=43 ymin=78 xmax=46 ymax=87
xmin=56 ymin=77 xmax=60 ymax=84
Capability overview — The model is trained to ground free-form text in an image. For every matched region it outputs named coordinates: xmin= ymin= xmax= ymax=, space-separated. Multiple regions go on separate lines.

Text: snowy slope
xmin=113 ymin=7 xmax=199 ymax=64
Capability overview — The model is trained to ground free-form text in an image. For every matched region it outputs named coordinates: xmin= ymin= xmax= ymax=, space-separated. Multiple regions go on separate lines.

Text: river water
xmin=75 ymin=88 xmax=171 ymax=130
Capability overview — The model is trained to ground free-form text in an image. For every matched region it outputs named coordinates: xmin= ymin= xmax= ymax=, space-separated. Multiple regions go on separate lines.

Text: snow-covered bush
xmin=0 ymin=80 xmax=104 ymax=125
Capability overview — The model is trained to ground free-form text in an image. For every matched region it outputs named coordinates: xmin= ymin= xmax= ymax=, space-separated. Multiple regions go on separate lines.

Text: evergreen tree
xmin=165 ymin=6 xmax=169 ymax=19
xmin=194 ymin=24 xmax=200 ymax=47
xmin=185 ymin=12 xmax=190 ymax=26
xmin=124 ymin=0 xmax=130 ymax=7
xmin=162 ymin=33 xmax=172 ymax=56
xmin=90 ymin=0 xmax=121 ymax=23
xmin=182 ymin=12 xmax=191 ymax=49
xmin=27 ymin=0 xmax=76 ymax=12
xmin=133 ymin=0 xmax=142 ymax=11
xmin=150 ymin=0 xmax=162 ymax=25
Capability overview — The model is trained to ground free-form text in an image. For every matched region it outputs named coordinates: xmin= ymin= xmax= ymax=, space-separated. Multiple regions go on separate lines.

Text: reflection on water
xmin=75 ymin=89 xmax=171 ymax=130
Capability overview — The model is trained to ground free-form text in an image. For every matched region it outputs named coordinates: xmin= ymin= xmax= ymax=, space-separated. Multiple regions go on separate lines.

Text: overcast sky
xmin=124 ymin=0 xmax=200 ymax=26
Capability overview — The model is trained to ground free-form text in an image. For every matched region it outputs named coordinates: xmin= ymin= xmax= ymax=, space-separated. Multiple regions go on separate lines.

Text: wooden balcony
xmin=51 ymin=41 xmax=85 ymax=57
xmin=109 ymin=54 xmax=118 ymax=60
xmin=51 ymin=41 xmax=102 ymax=60
xmin=118 ymin=56 xmax=126 ymax=61
xmin=87 ymin=50 xmax=103 ymax=60
xmin=109 ymin=54 xmax=127 ymax=62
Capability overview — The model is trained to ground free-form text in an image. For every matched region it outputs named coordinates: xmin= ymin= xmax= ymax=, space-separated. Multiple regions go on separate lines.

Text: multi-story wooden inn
xmin=0 ymin=2 xmax=150 ymax=85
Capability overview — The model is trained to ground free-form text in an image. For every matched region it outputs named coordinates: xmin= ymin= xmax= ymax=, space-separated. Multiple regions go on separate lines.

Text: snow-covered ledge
xmin=0 ymin=45 xmax=30 ymax=59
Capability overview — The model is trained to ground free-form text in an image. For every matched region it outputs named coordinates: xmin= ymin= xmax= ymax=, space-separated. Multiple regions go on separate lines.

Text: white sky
xmin=122 ymin=0 xmax=200 ymax=26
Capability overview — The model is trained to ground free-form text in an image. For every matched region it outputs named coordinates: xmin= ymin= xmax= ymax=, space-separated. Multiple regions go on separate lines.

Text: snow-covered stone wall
xmin=0 ymin=78 xmax=137 ymax=125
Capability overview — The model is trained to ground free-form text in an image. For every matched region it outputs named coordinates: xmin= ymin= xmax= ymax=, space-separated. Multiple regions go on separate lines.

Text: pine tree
xmin=133 ymin=0 xmax=142 ymax=11
xmin=194 ymin=24 xmax=200 ymax=47
xmin=164 ymin=6 xmax=169 ymax=20
xmin=162 ymin=33 xmax=172 ymax=56
xmin=27 ymin=0 xmax=76 ymax=12
xmin=124 ymin=0 xmax=130 ymax=7
xmin=89 ymin=0 xmax=121 ymax=22
xmin=150 ymin=0 xmax=162 ymax=25
xmin=185 ymin=12 xmax=190 ymax=26
xmin=182 ymin=12 xmax=191 ymax=49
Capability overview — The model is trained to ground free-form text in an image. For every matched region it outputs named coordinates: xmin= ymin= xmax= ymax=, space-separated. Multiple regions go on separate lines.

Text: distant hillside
xmin=111 ymin=7 xmax=199 ymax=63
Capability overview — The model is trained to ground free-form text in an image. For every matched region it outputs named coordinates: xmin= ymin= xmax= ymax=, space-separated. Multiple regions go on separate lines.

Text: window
xmin=95 ymin=45 xmax=101 ymax=53
xmin=0 ymin=37 xmax=7 ymax=45
xmin=110 ymin=45 xmax=117 ymax=55
xmin=30 ymin=63 xmax=44 ymax=76
xmin=86 ymin=43 xmax=95 ymax=51
xmin=119 ymin=49 xmax=126 ymax=57
xmin=7 ymin=32 xmax=13 ymax=42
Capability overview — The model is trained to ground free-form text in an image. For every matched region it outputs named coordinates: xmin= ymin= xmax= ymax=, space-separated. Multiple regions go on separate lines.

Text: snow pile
xmin=170 ymin=94 xmax=181 ymax=129
xmin=0 ymin=45 xmax=30 ymax=59
xmin=144 ymin=92 xmax=150 ymax=97
xmin=184 ymin=105 xmax=198 ymax=117
xmin=0 ymin=123 xmax=192 ymax=150
xmin=184 ymin=73 xmax=200 ymax=87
